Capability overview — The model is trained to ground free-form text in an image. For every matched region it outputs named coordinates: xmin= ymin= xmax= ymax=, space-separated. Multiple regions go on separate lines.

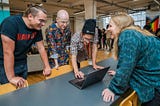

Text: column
xmin=84 ymin=0 xmax=96 ymax=19
xmin=84 ymin=0 xmax=97 ymax=61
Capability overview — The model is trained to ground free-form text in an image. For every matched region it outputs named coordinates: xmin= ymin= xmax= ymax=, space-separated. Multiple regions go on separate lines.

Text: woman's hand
xmin=107 ymin=70 xmax=116 ymax=76
xmin=102 ymin=88 xmax=115 ymax=102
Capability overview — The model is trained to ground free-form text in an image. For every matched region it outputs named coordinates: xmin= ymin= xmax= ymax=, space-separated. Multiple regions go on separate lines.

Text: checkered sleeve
xmin=93 ymin=28 xmax=99 ymax=44
xmin=70 ymin=32 xmax=80 ymax=55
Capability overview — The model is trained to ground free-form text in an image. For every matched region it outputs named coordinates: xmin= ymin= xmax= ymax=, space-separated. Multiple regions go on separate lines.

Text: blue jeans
xmin=0 ymin=63 xmax=28 ymax=84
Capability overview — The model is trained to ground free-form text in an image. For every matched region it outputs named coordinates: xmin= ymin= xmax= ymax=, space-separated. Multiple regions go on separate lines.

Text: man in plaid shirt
xmin=70 ymin=19 xmax=104 ymax=78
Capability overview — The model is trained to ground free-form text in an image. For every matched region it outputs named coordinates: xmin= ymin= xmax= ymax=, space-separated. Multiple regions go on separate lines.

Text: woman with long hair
xmin=102 ymin=13 xmax=160 ymax=106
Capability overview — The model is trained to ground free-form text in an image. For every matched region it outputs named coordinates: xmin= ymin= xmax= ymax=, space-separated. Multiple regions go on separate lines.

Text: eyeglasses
xmin=34 ymin=16 xmax=47 ymax=24
xmin=59 ymin=20 xmax=69 ymax=25
xmin=38 ymin=19 xmax=47 ymax=24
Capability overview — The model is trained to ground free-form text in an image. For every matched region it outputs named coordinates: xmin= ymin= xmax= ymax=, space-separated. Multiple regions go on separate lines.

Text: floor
xmin=27 ymin=50 xmax=112 ymax=85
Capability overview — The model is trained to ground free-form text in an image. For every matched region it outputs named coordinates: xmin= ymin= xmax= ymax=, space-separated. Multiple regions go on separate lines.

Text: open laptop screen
xmin=69 ymin=67 xmax=110 ymax=89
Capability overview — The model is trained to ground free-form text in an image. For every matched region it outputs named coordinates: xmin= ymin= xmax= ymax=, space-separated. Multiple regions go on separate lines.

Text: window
xmin=130 ymin=11 xmax=146 ymax=28
xmin=103 ymin=11 xmax=146 ymax=29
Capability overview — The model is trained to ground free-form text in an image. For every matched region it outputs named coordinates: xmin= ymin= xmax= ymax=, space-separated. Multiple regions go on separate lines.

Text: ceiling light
xmin=74 ymin=11 xmax=85 ymax=15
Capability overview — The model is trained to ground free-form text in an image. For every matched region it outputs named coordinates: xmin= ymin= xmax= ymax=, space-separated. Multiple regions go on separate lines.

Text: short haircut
xmin=23 ymin=5 xmax=47 ymax=17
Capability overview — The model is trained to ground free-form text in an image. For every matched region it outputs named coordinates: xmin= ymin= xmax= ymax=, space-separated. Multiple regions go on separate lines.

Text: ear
xmin=28 ymin=13 xmax=33 ymax=21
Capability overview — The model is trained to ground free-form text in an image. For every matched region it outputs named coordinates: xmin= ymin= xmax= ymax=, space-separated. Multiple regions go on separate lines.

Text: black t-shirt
xmin=0 ymin=15 xmax=43 ymax=64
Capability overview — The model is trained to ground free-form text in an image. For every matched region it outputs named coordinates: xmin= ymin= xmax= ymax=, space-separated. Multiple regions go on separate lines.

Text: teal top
xmin=108 ymin=29 xmax=160 ymax=103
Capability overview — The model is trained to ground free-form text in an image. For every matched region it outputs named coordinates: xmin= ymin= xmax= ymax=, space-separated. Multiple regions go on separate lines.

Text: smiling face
xmin=28 ymin=11 xmax=47 ymax=30
xmin=56 ymin=10 xmax=69 ymax=30
xmin=107 ymin=19 xmax=121 ymax=39
xmin=107 ymin=13 xmax=135 ymax=39
xmin=82 ymin=34 xmax=93 ymax=45
xmin=56 ymin=18 xmax=69 ymax=30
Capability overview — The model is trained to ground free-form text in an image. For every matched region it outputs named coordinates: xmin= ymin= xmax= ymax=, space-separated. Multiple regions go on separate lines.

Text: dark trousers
xmin=141 ymin=89 xmax=160 ymax=106
xmin=98 ymin=38 xmax=102 ymax=49
xmin=106 ymin=38 xmax=111 ymax=50
xmin=111 ymin=39 xmax=114 ymax=49
xmin=0 ymin=63 xmax=28 ymax=84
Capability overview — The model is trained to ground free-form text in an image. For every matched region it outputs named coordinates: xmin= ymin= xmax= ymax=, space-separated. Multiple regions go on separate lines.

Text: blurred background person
xmin=106 ymin=24 xmax=112 ymax=52
xmin=97 ymin=26 xmax=102 ymax=49
xmin=101 ymin=28 xmax=107 ymax=50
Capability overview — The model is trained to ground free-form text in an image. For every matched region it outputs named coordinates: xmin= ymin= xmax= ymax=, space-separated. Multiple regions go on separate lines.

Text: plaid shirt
xmin=70 ymin=29 xmax=98 ymax=55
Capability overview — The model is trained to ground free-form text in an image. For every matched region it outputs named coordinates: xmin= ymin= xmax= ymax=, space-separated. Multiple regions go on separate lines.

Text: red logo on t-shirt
xmin=17 ymin=32 xmax=37 ymax=40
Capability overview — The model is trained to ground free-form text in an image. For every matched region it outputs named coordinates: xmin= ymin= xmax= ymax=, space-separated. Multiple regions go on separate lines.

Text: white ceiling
xmin=8 ymin=0 xmax=160 ymax=18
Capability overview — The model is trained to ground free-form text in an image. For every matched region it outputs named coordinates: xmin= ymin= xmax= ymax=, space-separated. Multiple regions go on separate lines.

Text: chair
xmin=0 ymin=80 xmax=28 ymax=95
xmin=119 ymin=90 xmax=138 ymax=106
xmin=45 ymin=65 xmax=73 ymax=80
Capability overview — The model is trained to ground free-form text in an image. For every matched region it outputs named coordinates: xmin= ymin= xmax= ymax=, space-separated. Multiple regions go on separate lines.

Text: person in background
xmin=28 ymin=43 xmax=39 ymax=55
xmin=101 ymin=28 xmax=107 ymax=50
xmin=0 ymin=5 xmax=51 ymax=88
xmin=70 ymin=19 xmax=104 ymax=79
xmin=46 ymin=10 xmax=71 ymax=69
xmin=97 ymin=26 xmax=102 ymax=49
xmin=105 ymin=24 xmax=112 ymax=52
xmin=102 ymin=13 xmax=160 ymax=106
xmin=110 ymin=35 xmax=114 ymax=51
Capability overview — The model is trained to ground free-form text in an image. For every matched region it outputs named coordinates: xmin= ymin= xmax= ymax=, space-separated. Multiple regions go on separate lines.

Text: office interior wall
xmin=0 ymin=0 xmax=10 ymax=24
xmin=41 ymin=17 xmax=52 ymax=46
xmin=74 ymin=16 xmax=84 ymax=33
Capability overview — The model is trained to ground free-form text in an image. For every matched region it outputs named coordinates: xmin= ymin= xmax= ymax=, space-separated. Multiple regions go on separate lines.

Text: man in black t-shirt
xmin=0 ymin=5 xmax=51 ymax=88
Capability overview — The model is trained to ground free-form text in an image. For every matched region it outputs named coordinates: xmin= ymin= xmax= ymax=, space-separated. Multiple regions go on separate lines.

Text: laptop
xmin=69 ymin=67 xmax=110 ymax=89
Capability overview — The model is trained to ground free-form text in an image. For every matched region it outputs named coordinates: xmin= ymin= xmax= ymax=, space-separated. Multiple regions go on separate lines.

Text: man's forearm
xmin=92 ymin=44 xmax=97 ymax=66
xmin=71 ymin=55 xmax=79 ymax=73
xmin=50 ymin=53 xmax=59 ymax=66
xmin=39 ymin=49 xmax=50 ymax=68
xmin=2 ymin=34 xmax=15 ymax=81
xmin=4 ymin=52 xmax=15 ymax=81
xmin=37 ymin=41 xmax=50 ymax=68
